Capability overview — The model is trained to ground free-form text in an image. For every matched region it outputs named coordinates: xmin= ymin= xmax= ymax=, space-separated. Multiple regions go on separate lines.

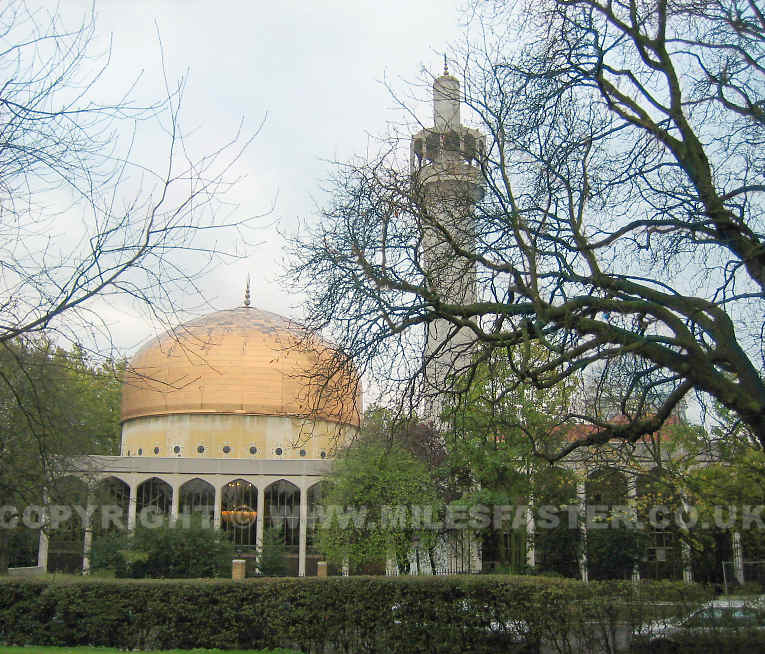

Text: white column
xmin=525 ymin=495 xmax=536 ymax=570
xmin=627 ymin=476 xmax=640 ymax=583
xmin=37 ymin=529 xmax=49 ymax=572
xmin=682 ymin=540 xmax=694 ymax=584
xmin=577 ymin=478 xmax=589 ymax=584
xmin=298 ymin=485 xmax=308 ymax=577
xmin=38 ymin=494 xmax=49 ymax=571
xmin=733 ymin=531 xmax=745 ymax=585
xmin=470 ymin=531 xmax=482 ymax=573
xmin=680 ymin=493 xmax=694 ymax=584
xmin=82 ymin=492 xmax=94 ymax=575
xmin=256 ymin=485 xmax=265 ymax=554
xmin=170 ymin=483 xmax=180 ymax=526
xmin=127 ymin=482 xmax=138 ymax=531
xmin=213 ymin=484 xmax=222 ymax=530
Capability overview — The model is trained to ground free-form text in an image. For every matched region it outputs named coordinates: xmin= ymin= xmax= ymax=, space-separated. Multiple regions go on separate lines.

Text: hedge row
xmin=0 ymin=576 xmax=714 ymax=653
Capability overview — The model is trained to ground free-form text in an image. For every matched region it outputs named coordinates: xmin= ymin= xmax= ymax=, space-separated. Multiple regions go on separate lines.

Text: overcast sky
xmin=44 ymin=0 xmax=467 ymax=352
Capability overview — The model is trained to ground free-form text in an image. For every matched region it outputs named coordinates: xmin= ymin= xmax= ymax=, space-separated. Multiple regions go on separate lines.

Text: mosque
xmin=34 ymin=64 xmax=478 ymax=579
xmin=24 ymin=66 xmax=752 ymax=588
xmin=35 ymin=289 xmax=360 ymax=577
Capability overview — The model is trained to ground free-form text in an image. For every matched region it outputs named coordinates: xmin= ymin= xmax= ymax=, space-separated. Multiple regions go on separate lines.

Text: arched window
xmin=533 ymin=466 xmax=580 ymax=578
xmin=221 ymin=479 xmax=258 ymax=548
xmin=264 ymin=480 xmax=300 ymax=552
xmin=179 ymin=478 xmax=215 ymax=525
xmin=585 ymin=467 xmax=636 ymax=580
xmin=94 ymin=476 xmax=130 ymax=534
xmin=136 ymin=477 xmax=172 ymax=523
xmin=637 ymin=469 xmax=681 ymax=580
xmin=586 ymin=467 xmax=628 ymax=507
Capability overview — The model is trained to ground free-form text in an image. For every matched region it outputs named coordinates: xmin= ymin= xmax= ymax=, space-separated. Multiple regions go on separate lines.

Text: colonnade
xmin=34 ymin=464 xmax=749 ymax=584
xmin=523 ymin=468 xmax=745 ymax=584
xmin=38 ymin=472 xmax=322 ymax=577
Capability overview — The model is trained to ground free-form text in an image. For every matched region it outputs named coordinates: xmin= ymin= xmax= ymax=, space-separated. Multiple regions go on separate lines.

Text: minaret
xmin=411 ymin=61 xmax=485 ymax=404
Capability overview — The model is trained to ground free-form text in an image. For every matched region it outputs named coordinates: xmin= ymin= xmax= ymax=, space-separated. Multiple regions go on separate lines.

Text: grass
xmin=0 ymin=649 xmax=304 ymax=654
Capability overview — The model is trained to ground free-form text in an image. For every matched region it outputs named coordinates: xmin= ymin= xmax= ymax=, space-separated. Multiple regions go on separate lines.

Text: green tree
xmin=0 ymin=0 xmax=252 ymax=572
xmin=440 ymin=345 xmax=579 ymax=572
xmin=679 ymin=410 xmax=765 ymax=581
xmin=318 ymin=421 xmax=443 ymax=574
xmin=0 ymin=339 xmax=122 ymax=573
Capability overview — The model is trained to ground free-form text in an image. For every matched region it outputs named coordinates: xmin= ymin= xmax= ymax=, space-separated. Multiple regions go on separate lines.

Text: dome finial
xmin=443 ymin=53 xmax=448 ymax=76
xmin=243 ymin=274 xmax=251 ymax=307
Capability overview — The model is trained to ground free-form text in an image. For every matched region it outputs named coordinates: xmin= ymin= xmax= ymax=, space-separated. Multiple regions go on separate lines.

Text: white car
xmin=633 ymin=597 xmax=765 ymax=648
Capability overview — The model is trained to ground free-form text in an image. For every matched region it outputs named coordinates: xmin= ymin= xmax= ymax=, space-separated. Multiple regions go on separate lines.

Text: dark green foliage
xmin=0 ymin=340 xmax=123 ymax=575
xmin=91 ymin=517 xmax=233 ymax=579
xmin=88 ymin=531 xmax=125 ymax=573
xmin=7 ymin=528 xmax=38 ymax=568
xmin=587 ymin=526 xmax=647 ymax=581
xmin=0 ymin=576 xmax=717 ymax=653
xmin=256 ymin=528 xmax=288 ymax=577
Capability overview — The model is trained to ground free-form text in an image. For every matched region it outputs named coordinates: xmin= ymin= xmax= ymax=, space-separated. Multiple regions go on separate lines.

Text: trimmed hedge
xmin=0 ymin=576 xmax=714 ymax=653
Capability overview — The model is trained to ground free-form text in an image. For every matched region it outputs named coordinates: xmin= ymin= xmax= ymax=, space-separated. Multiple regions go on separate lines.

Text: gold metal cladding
xmin=121 ymin=307 xmax=361 ymax=426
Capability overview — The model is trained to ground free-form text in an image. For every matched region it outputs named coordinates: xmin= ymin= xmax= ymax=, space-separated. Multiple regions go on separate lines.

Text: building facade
xmin=37 ymin=302 xmax=360 ymax=576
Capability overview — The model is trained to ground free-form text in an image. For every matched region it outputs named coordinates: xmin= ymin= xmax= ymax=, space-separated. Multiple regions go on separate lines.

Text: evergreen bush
xmin=91 ymin=516 xmax=233 ymax=578
xmin=0 ymin=576 xmax=725 ymax=653
xmin=256 ymin=528 xmax=288 ymax=577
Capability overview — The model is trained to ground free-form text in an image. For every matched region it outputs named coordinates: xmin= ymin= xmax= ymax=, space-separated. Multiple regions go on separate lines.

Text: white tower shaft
xmin=410 ymin=70 xmax=485 ymax=411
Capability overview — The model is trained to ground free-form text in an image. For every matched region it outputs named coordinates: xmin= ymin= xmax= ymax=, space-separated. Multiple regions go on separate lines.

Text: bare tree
xmin=0 ymin=1 xmax=259 ymax=351
xmin=287 ymin=0 xmax=765 ymax=459
xmin=0 ymin=1 xmax=259 ymax=572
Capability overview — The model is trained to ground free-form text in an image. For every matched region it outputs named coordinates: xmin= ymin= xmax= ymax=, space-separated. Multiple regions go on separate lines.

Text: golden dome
xmin=121 ymin=306 xmax=360 ymax=427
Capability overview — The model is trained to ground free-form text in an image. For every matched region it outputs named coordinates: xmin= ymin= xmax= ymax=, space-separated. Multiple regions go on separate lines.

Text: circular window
xmin=300 ymin=449 xmax=307 ymax=457
xmin=320 ymin=451 xmax=327 ymax=459
xmin=173 ymin=445 xmax=181 ymax=454
xmin=197 ymin=445 xmax=205 ymax=454
xmin=153 ymin=447 xmax=159 ymax=455
xmin=222 ymin=445 xmax=231 ymax=454
xmin=275 ymin=447 xmax=283 ymax=456
xmin=137 ymin=448 xmax=143 ymax=456
xmin=249 ymin=446 xmax=257 ymax=455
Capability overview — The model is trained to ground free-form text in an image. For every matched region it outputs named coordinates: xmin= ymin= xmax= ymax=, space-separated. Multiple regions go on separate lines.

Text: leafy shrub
xmin=92 ymin=516 xmax=233 ymax=578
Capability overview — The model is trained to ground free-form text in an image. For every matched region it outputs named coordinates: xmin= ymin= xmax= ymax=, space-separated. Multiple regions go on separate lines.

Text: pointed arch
xmin=136 ymin=477 xmax=172 ymax=520
xmin=264 ymin=479 xmax=300 ymax=551
xmin=221 ymin=478 xmax=258 ymax=548
xmin=179 ymin=478 xmax=215 ymax=524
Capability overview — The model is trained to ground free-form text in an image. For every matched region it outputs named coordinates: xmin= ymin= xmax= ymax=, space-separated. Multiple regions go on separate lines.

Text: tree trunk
xmin=428 ymin=545 xmax=437 ymax=574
